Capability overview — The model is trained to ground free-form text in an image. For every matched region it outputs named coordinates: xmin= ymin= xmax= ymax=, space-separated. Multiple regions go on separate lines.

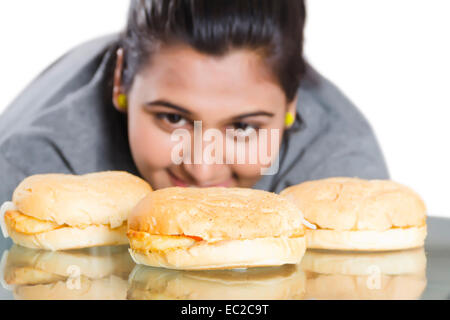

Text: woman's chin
xmin=166 ymin=171 xmax=236 ymax=188
xmin=144 ymin=169 xmax=254 ymax=189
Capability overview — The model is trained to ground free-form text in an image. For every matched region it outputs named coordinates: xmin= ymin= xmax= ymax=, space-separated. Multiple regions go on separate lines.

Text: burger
xmin=127 ymin=264 xmax=306 ymax=300
xmin=280 ymin=177 xmax=427 ymax=251
xmin=1 ymin=245 xmax=135 ymax=300
xmin=1 ymin=171 xmax=152 ymax=250
xmin=127 ymin=187 xmax=312 ymax=270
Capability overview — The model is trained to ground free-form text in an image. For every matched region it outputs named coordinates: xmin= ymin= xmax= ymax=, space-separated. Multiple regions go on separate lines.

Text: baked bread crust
xmin=12 ymin=171 xmax=152 ymax=228
xmin=280 ymin=177 xmax=426 ymax=231
xmin=128 ymin=187 xmax=305 ymax=241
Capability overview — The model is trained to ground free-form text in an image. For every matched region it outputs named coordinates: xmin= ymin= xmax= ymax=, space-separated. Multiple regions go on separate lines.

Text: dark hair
xmin=119 ymin=0 xmax=306 ymax=103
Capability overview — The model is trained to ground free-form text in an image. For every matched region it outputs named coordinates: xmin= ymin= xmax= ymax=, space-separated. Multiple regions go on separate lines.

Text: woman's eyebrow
xmin=146 ymin=100 xmax=274 ymax=119
xmin=145 ymin=100 xmax=192 ymax=115
xmin=231 ymin=111 xmax=275 ymax=120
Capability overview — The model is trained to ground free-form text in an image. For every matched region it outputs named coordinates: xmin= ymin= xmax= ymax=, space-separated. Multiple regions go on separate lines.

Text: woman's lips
xmin=168 ymin=171 xmax=190 ymax=187
xmin=167 ymin=170 xmax=233 ymax=187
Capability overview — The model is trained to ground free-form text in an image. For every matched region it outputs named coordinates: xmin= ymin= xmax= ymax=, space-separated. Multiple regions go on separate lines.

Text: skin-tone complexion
xmin=113 ymin=44 xmax=297 ymax=189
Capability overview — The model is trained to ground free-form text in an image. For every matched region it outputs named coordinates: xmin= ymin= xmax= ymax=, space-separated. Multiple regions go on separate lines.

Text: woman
xmin=0 ymin=0 xmax=388 ymax=203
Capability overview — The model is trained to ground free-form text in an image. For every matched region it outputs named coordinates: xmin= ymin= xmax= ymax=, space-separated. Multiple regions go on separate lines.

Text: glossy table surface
xmin=0 ymin=217 xmax=449 ymax=300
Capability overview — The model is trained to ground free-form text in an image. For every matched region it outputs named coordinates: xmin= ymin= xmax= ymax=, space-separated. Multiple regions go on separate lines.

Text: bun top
xmin=280 ymin=177 xmax=426 ymax=231
xmin=128 ymin=187 xmax=306 ymax=241
xmin=12 ymin=171 xmax=152 ymax=228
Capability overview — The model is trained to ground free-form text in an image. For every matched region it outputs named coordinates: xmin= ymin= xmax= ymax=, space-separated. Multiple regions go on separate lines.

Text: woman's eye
xmin=156 ymin=113 xmax=188 ymax=126
xmin=231 ymin=122 xmax=259 ymax=137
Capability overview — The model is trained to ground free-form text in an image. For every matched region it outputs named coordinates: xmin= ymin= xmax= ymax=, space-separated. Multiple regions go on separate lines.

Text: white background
xmin=0 ymin=1 xmax=449 ymax=218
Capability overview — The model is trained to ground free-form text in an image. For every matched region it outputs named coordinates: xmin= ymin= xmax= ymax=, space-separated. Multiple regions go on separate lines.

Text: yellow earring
xmin=117 ymin=93 xmax=128 ymax=110
xmin=285 ymin=112 xmax=295 ymax=128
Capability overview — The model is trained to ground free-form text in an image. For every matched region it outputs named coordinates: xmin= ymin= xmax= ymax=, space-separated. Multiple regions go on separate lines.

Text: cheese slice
xmin=4 ymin=210 xmax=61 ymax=235
xmin=128 ymin=231 xmax=198 ymax=252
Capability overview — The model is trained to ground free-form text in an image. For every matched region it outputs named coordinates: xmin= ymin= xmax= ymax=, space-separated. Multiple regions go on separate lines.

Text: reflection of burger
xmin=1 ymin=245 xmax=135 ymax=300
xmin=127 ymin=264 xmax=306 ymax=300
xmin=128 ymin=187 xmax=312 ymax=270
xmin=281 ymin=177 xmax=427 ymax=251
xmin=301 ymin=248 xmax=427 ymax=299
xmin=1 ymin=171 xmax=152 ymax=250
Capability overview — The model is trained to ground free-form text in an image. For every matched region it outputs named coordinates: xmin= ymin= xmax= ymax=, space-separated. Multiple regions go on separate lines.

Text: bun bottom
xmin=129 ymin=236 xmax=306 ymax=270
xmin=306 ymin=226 xmax=427 ymax=251
xmin=6 ymin=224 xmax=128 ymax=251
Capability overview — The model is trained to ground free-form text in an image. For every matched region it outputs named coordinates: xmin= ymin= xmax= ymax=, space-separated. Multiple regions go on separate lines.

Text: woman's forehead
xmin=130 ymin=45 xmax=287 ymax=117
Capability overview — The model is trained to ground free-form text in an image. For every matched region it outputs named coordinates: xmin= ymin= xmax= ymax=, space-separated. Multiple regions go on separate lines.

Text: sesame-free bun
xmin=6 ymin=223 xmax=128 ymax=251
xmin=129 ymin=187 xmax=305 ymax=240
xmin=129 ymin=236 xmax=306 ymax=270
xmin=128 ymin=187 xmax=307 ymax=270
xmin=3 ymin=171 xmax=152 ymax=250
xmin=128 ymin=264 xmax=306 ymax=300
xmin=280 ymin=177 xmax=427 ymax=251
xmin=12 ymin=171 xmax=152 ymax=228
xmin=301 ymin=248 xmax=427 ymax=299
xmin=305 ymin=226 xmax=426 ymax=251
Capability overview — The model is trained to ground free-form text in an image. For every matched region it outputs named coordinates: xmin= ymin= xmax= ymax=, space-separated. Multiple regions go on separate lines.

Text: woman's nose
xmin=177 ymin=125 xmax=232 ymax=186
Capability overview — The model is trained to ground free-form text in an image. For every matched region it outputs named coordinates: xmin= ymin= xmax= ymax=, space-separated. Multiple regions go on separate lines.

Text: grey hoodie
xmin=0 ymin=34 xmax=389 ymax=202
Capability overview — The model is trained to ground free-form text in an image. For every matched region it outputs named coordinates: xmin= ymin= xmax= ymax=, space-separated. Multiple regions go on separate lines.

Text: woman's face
xmin=121 ymin=45 xmax=296 ymax=189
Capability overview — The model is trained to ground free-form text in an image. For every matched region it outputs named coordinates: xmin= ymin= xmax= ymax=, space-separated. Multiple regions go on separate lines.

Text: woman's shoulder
xmin=271 ymin=64 xmax=390 ymax=192
xmin=32 ymin=34 xmax=120 ymax=87
xmin=298 ymin=63 xmax=370 ymax=128
xmin=0 ymin=34 xmax=136 ymax=186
